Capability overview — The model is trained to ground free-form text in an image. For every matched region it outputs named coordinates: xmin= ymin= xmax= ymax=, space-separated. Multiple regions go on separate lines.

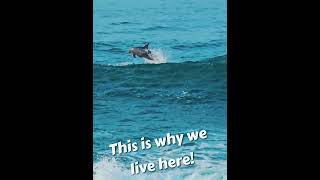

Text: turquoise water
xmin=93 ymin=0 xmax=227 ymax=179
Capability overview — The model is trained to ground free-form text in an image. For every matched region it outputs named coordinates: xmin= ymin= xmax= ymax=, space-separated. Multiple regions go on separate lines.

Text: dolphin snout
xmin=128 ymin=48 xmax=134 ymax=53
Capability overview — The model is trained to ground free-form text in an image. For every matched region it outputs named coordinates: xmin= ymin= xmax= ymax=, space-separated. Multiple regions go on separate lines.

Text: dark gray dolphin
xmin=128 ymin=43 xmax=154 ymax=60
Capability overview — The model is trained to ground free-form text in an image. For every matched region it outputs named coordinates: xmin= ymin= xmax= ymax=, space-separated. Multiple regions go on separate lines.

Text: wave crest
xmin=93 ymin=157 xmax=227 ymax=180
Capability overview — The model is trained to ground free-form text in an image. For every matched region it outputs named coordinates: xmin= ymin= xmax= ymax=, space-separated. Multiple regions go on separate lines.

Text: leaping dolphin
xmin=128 ymin=43 xmax=154 ymax=60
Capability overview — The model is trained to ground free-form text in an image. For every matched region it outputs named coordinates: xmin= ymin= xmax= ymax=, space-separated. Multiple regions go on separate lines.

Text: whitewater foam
xmin=114 ymin=62 xmax=135 ymax=66
xmin=93 ymin=156 xmax=226 ymax=180
xmin=143 ymin=48 xmax=168 ymax=64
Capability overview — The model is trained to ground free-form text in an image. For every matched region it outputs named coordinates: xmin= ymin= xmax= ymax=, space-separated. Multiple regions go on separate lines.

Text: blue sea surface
xmin=93 ymin=0 xmax=227 ymax=179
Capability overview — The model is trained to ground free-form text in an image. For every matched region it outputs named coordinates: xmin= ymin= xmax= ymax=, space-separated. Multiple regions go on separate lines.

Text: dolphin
xmin=128 ymin=43 xmax=154 ymax=60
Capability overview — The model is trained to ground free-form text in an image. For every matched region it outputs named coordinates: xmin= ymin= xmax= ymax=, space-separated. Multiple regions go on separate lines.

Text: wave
xmin=93 ymin=156 xmax=226 ymax=180
xmin=95 ymin=48 xmax=126 ymax=54
xmin=93 ymin=55 xmax=227 ymax=180
xmin=93 ymin=54 xmax=226 ymax=86
xmin=110 ymin=22 xmax=134 ymax=25
xmin=93 ymin=41 xmax=127 ymax=54
xmin=93 ymin=55 xmax=226 ymax=104
xmin=94 ymin=42 xmax=113 ymax=48
xmin=171 ymin=41 xmax=224 ymax=50
xmin=142 ymin=26 xmax=171 ymax=31
xmin=141 ymin=26 xmax=186 ymax=31
xmin=94 ymin=54 xmax=226 ymax=67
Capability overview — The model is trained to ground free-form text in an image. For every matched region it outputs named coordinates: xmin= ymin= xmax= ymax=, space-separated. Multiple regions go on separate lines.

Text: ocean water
xmin=93 ymin=0 xmax=227 ymax=179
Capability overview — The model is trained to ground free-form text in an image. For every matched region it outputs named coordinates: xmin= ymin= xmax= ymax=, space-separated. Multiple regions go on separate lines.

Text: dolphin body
xmin=128 ymin=43 xmax=154 ymax=60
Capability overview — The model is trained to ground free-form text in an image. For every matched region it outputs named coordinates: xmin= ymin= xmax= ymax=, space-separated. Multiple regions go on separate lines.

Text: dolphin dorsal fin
xmin=143 ymin=43 xmax=149 ymax=49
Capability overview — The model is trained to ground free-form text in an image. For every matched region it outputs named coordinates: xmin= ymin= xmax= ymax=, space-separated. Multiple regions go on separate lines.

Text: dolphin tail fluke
xmin=147 ymin=54 xmax=153 ymax=60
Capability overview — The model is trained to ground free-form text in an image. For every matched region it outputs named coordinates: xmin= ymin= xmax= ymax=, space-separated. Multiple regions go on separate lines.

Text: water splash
xmin=93 ymin=156 xmax=227 ymax=180
xmin=143 ymin=48 xmax=168 ymax=64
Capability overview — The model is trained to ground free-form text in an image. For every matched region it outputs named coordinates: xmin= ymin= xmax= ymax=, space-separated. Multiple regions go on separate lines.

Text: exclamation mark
xmin=190 ymin=152 xmax=195 ymax=164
